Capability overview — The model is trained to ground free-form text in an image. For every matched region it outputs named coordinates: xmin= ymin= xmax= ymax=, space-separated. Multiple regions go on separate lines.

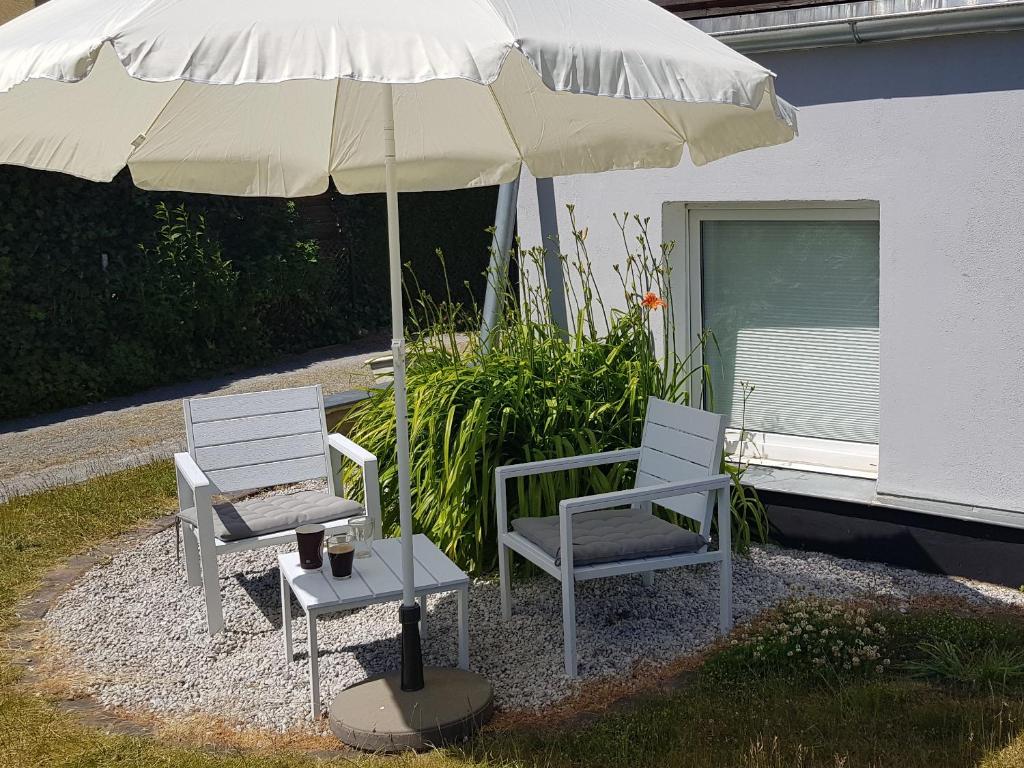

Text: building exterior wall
xmin=517 ymin=30 xmax=1024 ymax=516
xmin=0 ymin=0 xmax=34 ymax=26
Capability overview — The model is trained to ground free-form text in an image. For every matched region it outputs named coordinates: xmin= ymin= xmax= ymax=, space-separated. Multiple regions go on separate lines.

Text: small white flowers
xmin=730 ymin=597 xmax=891 ymax=678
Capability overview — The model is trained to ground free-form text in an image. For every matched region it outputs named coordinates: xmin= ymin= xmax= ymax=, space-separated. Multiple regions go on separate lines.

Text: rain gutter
xmin=703 ymin=1 xmax=1024 ymax=53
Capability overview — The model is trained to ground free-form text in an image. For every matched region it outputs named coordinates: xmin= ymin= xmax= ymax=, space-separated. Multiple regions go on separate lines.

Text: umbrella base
xmin=328 ymin=667 xmax=493 ymax=752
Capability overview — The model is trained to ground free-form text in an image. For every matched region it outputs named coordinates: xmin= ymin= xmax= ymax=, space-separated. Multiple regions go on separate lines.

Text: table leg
xmin=457 ymin=586 xmax=469 ymax=670
xmin=418 ymin=593 xmax=428 ymax=641
xmin=280 ymin=569 xmax=293 ymax=662
xmin=308 ymin=612 xmax=320 ymax=719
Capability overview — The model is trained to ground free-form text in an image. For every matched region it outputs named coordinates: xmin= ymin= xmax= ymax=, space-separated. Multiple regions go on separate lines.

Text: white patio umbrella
xmin=0 ymin=0 xmax=796 ymax=748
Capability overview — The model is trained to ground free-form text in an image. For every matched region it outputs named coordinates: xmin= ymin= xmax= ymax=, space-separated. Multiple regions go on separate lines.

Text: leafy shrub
xmin=703 ymin=598 xmax=893 ymax=685
xmin=342 ymin=213 xmax=768 ymax=575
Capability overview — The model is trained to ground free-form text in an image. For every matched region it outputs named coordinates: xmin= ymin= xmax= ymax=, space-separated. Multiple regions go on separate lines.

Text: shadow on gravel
xmin=235 ymin=568 xmax=287 ymax=630
xmin=232 ymin=566 xmax=466 ymax=679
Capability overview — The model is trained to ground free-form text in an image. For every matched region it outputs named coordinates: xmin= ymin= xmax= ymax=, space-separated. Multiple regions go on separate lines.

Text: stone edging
xmin=6 ymin=515 xmax=180 ymax=739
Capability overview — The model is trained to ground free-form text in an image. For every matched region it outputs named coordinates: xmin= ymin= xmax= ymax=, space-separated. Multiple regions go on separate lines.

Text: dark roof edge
xmin=689 ymin=0 xmax=1024 ymax=52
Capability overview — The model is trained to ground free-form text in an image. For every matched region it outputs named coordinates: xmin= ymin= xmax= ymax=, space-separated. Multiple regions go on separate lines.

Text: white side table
xmin=278 ymin=534 xmax=470 ymax=719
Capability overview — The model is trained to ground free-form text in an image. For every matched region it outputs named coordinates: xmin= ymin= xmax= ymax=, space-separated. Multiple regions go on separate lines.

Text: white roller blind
xmin=701 ymin=218 xmax=879 ymax=444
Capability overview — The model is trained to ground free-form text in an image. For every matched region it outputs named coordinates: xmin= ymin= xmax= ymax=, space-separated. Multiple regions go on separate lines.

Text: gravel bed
xmin=45 ymin=515 xmax=1024 ymax=732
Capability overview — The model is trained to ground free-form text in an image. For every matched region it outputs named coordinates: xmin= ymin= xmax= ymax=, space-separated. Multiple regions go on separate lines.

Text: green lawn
xmin=2 ymin=463 xmax=1023 ymax=767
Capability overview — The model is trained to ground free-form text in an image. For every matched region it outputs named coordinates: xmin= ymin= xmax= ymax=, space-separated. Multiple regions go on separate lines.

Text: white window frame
xmin=664 ymin=201 xmax=881 ymax=479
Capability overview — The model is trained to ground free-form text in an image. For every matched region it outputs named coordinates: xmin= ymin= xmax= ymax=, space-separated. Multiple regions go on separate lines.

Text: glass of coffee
xmin=327 ymin=533 xmax=355 ymax=579
xmin=348 ymin=515 xmax=375 ymax=559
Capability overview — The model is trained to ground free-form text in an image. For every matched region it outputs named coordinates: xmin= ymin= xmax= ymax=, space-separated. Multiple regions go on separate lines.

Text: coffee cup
xmin=327 ymin=533 xmax=355 ymax=579
xmin=296 ymin=524 xmax=326 ymax=570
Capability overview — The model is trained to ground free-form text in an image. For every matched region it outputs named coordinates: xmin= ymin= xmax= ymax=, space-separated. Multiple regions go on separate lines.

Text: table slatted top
xmin=278 ymin=534 xmax=468 ymax=612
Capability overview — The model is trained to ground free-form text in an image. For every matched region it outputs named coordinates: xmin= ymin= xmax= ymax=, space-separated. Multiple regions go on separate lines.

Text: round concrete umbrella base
xmin=329 ymin=667 xmax=493 ymax=752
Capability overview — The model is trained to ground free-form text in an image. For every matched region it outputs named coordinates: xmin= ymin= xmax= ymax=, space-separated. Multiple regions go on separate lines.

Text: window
xmin=669 ymin=204 xmax=880 ymax=477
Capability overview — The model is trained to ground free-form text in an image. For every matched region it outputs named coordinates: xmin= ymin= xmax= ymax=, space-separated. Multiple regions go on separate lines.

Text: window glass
xmin=701 ymin=219 xmax=880 ymax=444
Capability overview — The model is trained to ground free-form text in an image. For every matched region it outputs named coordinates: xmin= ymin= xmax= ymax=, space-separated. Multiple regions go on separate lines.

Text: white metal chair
xmin=495 ymin=396 xmax=732 ymax=677
xmin=174 ymin=384 xmax=381 ymax=635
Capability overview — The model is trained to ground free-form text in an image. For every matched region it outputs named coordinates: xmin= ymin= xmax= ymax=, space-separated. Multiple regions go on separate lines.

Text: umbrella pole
xmin=382 ymin=83 xmax=425 ymax=693
xmin=328 ymin=85 xmax=493 ymax=751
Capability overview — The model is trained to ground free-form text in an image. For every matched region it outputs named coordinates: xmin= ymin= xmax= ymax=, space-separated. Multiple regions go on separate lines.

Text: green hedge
xmin=0 ymin=167 xmax=497 ymax=420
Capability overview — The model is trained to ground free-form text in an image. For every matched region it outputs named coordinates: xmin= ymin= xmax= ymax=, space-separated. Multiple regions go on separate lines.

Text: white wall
xmin=517 ymin=31 xmax=1024 ymax=515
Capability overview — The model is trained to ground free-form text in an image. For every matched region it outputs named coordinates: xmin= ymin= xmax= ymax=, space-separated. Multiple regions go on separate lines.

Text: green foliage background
xmin=0 ymin=167 xmax=496 ymax=420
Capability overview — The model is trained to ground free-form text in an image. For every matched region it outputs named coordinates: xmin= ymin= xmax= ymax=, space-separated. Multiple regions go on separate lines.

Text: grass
xmin=3 ymin=464 xmax=1024 ymax=767
xmin=905 ymin=640 xmax=1024 ymax=689
xmin=468 ymin=677 xmax=1024 ymax=768
xmin=892 ymin=610 xmax=1024 ymax=691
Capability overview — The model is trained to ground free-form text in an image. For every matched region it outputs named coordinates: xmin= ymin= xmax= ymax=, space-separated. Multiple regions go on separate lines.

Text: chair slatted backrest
xmin=636 ymin=397 xmax=727 ymax=534
xmin=183 ymin=385 xmax=332 ymax=494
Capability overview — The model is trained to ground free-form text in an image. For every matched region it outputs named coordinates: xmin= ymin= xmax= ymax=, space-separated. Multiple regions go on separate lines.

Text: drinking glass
xmin=348 ymin=515 xmax=375 ymax=559
xmin=327 ymin=532 xmax=355 ymax=579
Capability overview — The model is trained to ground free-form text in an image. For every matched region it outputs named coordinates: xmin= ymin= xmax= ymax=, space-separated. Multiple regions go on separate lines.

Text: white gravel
xmin=44 ymin=519 xmax=1024 ymax=732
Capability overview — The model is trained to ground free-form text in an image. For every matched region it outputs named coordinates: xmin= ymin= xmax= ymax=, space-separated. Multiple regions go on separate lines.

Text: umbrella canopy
xmin=0 ymin=0 xmax=796 ymax=196
xmin=0 ymin=0 xmax=798 ymax=705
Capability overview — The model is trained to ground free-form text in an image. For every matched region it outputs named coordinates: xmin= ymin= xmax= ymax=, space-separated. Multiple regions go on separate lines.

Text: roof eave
xmin=690 ymin=0 xmax=1024 ymax=53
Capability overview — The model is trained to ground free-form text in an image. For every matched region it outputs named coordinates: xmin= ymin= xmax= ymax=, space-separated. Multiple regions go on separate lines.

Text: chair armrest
xmin=327 ymin=434 xmax=382 ymax=533
xmin=558 ymin=474 xmax=731 ymax=515
xmin=494 ymin=448 xmax=641 ymax=537
xmin=174 ymin=452 xmax=210 ymax=491
xmin=494 ymin=447 xmax=641 ymax=482
xmin=174 ymin=453 xmax=213 ymax=537
xmin=328 ymin=433 xmax=376 ymax=468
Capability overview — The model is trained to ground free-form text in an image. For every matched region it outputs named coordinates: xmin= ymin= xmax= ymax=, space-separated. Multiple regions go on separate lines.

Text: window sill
xmin=726 ymin=430 xmax=879 ymax=478
xmin=740 ymin=456 xmax=878 ymax=480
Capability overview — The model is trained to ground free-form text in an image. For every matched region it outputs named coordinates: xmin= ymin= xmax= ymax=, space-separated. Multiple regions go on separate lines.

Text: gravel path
xmin=0 ymin=336 xmax=386 ymax=500
xmin=44 ymin=516 xmax=1024 ymax=732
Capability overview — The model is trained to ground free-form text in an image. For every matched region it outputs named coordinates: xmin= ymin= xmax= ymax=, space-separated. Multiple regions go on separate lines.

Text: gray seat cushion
xmin=511 ymin=508 xmax=707 ymax=567
xmin=179 ymin=490 xmax=363 ymax=542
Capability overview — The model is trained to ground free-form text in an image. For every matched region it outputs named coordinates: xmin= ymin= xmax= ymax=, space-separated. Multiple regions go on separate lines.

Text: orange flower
xmin=641 ymin=291 xmax=667 ymax=310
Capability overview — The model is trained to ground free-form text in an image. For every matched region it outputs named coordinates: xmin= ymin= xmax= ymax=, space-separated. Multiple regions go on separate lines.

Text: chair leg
xmin=561 ymin=577 xmax=577 ymax=678
xmin=640 ymin=571 xmax=655 ymax=588
xmin=182 ymin=524 xmax=202 ymax=587
xmin=498 ymin=538 xmax=512 ymax=621
xmin=198 ymin=535 xmax=224 ymax=636
xmin=719 ymin=552 xmax=733 ymax=633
